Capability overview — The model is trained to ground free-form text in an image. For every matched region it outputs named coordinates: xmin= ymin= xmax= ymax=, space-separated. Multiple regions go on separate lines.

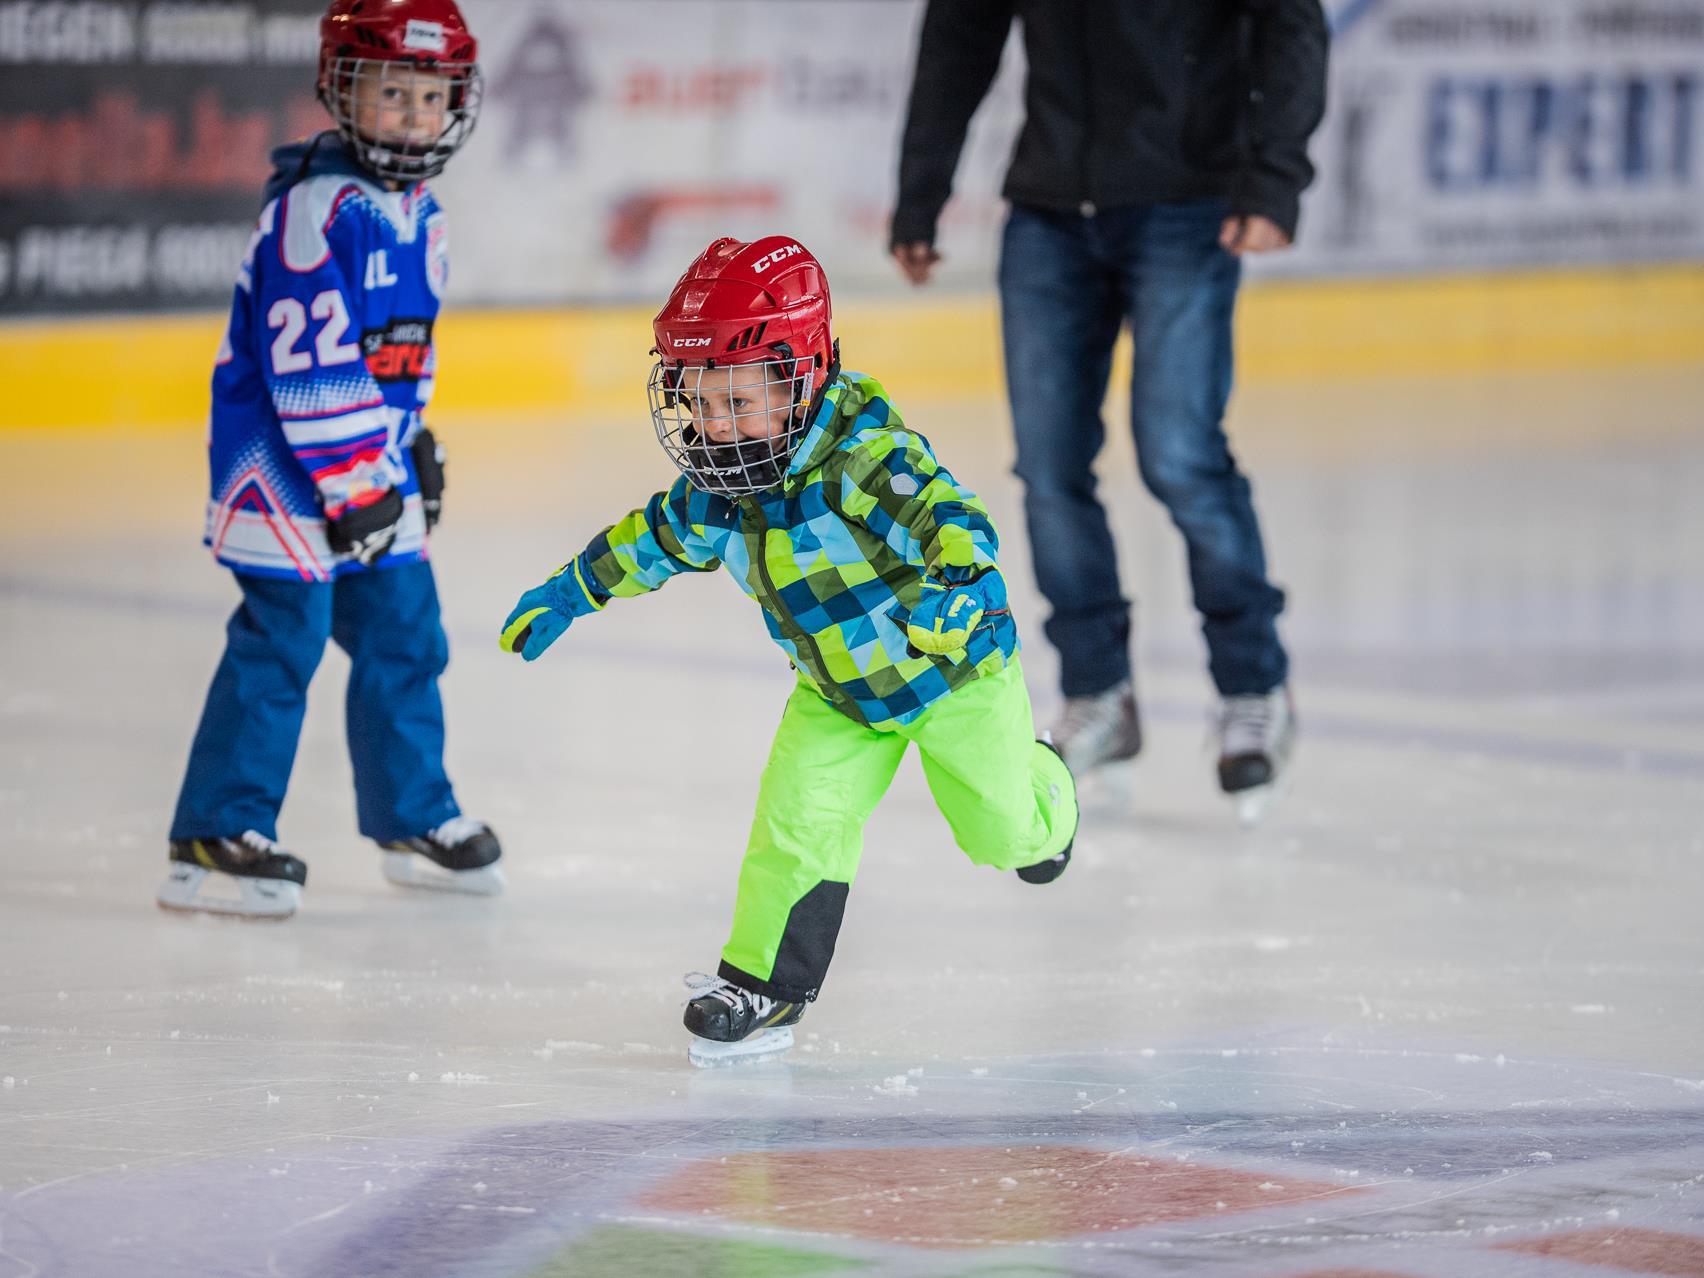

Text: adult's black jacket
xmin=891 ymin=0 xmax=1329 ymax=246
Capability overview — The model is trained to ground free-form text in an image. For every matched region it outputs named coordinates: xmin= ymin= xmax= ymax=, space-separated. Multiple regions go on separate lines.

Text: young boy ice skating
xmin=500 ymin=236 xmax=1078 ymax=1063
xmin=160 ymin=0 xmax=500 ymax=920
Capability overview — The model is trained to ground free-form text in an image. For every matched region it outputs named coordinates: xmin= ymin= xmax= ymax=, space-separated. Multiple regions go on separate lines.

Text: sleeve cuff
xmin=889 ymin=206 xmax=941 ymax=250
xmin=549 ymin=553 xmax=609 ymax=615
xmin=1235 ymin=183 xmax=1301 ymax=242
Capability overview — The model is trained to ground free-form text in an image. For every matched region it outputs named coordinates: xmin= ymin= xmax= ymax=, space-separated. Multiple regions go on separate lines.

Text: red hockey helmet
xmin=649 ymin=236 xmax=841 ymax=497
xmin=317 ymin=0 xmax=482 ymax=185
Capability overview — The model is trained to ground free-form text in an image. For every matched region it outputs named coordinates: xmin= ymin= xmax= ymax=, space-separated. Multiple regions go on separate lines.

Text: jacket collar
xmin=781 ymin=374 xmax=867 ymax=492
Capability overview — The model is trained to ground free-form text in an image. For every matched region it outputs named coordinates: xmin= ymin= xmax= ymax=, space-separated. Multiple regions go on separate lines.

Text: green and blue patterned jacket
xmin=573 ymin=371 xmax=1018 ymax=729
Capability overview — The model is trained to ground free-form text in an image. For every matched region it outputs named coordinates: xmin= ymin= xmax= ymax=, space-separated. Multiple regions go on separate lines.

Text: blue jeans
xmin=170 ymin=561 xmax=460 ymax=843
xmin=999 ymin=200 xmax=1288 ymax=698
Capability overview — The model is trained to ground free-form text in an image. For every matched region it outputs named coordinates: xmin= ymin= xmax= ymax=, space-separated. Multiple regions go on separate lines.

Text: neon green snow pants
xmin=719 ymin=658 xmax=1077 ymax=1003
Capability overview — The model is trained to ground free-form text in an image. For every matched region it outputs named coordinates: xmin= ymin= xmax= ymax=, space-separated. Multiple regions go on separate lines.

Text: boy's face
xmin=674 ymin=361 xmax=796 ymax=444
xmin=348 ymin=63 xmax=452 ymax=149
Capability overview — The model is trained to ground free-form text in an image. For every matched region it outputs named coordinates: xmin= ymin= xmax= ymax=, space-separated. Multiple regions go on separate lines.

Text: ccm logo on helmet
xmin=751 ymin=243 xmax=804 ymax=274
xmin=403 ymin=20 xmax=448 ymax=53
xmin=673 ymin=336 xmax=712 ymax=348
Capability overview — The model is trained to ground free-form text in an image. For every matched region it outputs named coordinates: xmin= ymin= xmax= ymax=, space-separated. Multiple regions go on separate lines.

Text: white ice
xmin=2 ymin=364 xmax=1702 ymax=1277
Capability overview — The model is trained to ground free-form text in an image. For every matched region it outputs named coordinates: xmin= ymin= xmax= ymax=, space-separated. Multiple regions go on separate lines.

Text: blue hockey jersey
xmin=205 ymin=133 xmax=448 ymax=580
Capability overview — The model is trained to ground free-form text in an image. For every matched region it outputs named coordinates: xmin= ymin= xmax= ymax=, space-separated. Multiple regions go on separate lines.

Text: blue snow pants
xmin=170 ymin=561 xmax=460 ymax=843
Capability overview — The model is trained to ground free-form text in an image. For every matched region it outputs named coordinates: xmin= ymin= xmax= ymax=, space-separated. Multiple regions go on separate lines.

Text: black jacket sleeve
xmin=890 ymin=0 xmax=1015 ymax=250
xmin=1238 ymin=0 xmax=1329 ymax=240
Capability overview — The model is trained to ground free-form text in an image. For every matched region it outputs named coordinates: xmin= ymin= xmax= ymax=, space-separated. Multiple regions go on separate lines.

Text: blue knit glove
xmin=905 ymin=569 xmax=1007 ymax=656
xmin=499 ymin=557 xmax=605 ymax=661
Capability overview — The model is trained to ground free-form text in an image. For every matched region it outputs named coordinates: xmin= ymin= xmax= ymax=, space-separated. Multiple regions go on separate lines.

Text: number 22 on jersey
xmin=269 ymin=290 xmax=361 ymax=375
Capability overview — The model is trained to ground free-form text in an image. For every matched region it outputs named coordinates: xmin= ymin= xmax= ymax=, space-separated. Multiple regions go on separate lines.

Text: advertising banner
xmin=0 ymin=1 xmax=326 ymax=313
xmin=1 ymin=0 xmax=1698 ymax=315
xmin=428 ymin=0 xmax=1023 ymax=303
xmin=1280 ymin=0 xmax=1704 ymax=275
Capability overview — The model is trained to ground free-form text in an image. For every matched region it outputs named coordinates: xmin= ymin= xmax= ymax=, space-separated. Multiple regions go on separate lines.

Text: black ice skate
xmin=1017 ymin=846 xmax=1071 ymax=884
xmin=156 ymin=831 xmax=307 ymax=920
xmin=1216 ymin=686 xmax=1296 ymax=826
xmin=682 ymin=972 xmax=803 ymax=1067
xmin=379 ymin=816 xmax=505 ymax=895
xmin=1017 ymin=738 xmax=1076 ymax=884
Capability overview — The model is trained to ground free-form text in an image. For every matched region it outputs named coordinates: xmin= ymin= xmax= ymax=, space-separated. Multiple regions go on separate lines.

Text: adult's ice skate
xmin=682 ymin=972 xmax=803 ymax=1067
xmin=1048 ymin=679 xmax=1141 ymax=775
xmin=1217 ymin=687 xmax=1296 ymax=826
xmin=156 ymin=832 xmax=307 ymax=920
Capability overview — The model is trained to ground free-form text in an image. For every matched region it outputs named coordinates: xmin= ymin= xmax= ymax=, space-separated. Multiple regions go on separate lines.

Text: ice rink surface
xmin=2 ymin=362 xmax=1702 ymax=1277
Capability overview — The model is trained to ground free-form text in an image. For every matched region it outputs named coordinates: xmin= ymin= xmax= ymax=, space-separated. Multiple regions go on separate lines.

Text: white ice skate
xmin=380 ymin=816 xmax=506 ymax=895
xmin=682 ymin=972 xmax=801 ymax=1068
xmin=1048 ymin=680 xmax=1142 ymax=778
xmin=1216 ymin=687 xmax=1295 ymax=826
xmin=156 ymin=832 xmax=305 ymax=920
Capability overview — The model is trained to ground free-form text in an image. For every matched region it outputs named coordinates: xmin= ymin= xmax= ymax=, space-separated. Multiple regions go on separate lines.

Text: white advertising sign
xmin=1282 ymin=0 xmax=1704 ymax=274
xmin=429 ymin=0 xmax=1704 ymax=300
xmin=436 ymin=0 xmax=1022 ymax=302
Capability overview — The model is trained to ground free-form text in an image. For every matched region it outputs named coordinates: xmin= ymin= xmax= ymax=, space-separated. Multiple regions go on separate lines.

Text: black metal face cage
xmin=320 ymin=55 xmax=483 ymax=184
xmin=648 ymin=345 xmax=816 ymax=497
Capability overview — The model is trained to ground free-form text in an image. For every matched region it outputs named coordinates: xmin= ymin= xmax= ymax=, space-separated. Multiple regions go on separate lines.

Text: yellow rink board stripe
xmin=1 ymin=264 xmax=1700 ymax=433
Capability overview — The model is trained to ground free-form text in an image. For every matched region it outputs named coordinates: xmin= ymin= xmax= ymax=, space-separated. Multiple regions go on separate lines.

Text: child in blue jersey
xmin=159 ymin=0 xmax=499 ymax=920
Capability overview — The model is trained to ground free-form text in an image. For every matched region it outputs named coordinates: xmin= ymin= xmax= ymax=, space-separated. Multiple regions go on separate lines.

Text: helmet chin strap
xmin=678 ymin=418 xmax=791 ymax=493
xmin=356 ymin=136 xmax=437 ymax=185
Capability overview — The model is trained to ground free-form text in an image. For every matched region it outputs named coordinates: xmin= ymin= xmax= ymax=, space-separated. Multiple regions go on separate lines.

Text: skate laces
xmin=428 ymin=815 xmax=486 ymax=847
xmin=682 ymin=972 xmax=769 ymax=1015
xmin=1218 ymin=692 xmax=1278 ymax=758
xmin=238 ymin=830 xmax=281 ymax=854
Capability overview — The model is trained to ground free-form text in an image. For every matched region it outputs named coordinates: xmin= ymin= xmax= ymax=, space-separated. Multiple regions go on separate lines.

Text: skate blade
xmin=155 ymin=864 xmax=299 ymax=920
xmin=1233 ymin=785 xmax=1274 ymax=826
xmin=1230 ymin=774 xmax=1293 ymax=827
xmin=687 ymin=1027 xmax=794 ymax=1069
xmin=1075 ymin=759 xmax=1135 ymax=814
xmin=382 ymin=851 xmax=506 ymax=896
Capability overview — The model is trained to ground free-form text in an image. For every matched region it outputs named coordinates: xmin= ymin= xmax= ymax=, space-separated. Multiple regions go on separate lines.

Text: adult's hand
xmin=892 ymin=242 xmax=942 ymax=285
xmin=1218 ymin=214 xmax=1291 ymax=256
